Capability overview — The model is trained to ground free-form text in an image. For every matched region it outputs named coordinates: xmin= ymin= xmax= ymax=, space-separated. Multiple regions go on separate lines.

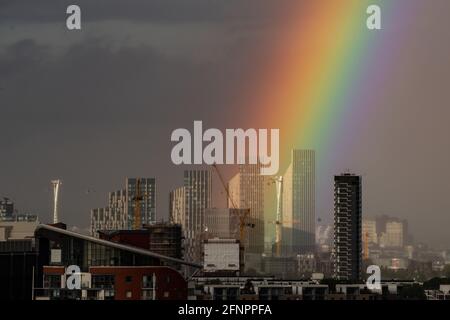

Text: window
xmin=125 ymin=275 xmax=133 ymax=283
xmin=142 ymin=275 xmax=153 ymax=288
xmin=126 ymin=291 xmax=132 ymax=298
xmin=104 ymin=289 xmax=115 ymax=300
xmin=92 ymin=275 xmax=115 ymax=289
xmin=142 ymin=290 xmax=154 ymax=300
xmin=44 ymin=274 xmax=62 ymax=288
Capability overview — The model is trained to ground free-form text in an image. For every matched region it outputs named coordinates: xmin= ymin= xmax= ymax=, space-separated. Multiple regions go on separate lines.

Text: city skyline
xmin=2 ymin=0 xmax=450 ymax=306
xmin=2 ymin=156 xmax=449 ymax=301
xmin=1 ymin=150 xmax=448 ymax=251
xmin=1 ymin=0 xmax=450 ymax=249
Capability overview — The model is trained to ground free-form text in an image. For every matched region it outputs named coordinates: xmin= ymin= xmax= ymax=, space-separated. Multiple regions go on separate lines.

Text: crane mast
xmin=211 ymin=164 xmax=251 ymax=249
xmin=274 ymin=176 xmax=283 ymax=256
xmin=363 ymin=231 xmax=369 ymax=260
xmin=133 ymin=178 xmax=143 ymax=230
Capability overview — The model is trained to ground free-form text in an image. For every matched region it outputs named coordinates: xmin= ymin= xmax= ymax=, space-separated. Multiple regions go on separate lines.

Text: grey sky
xmin=0 ymin=0 xmax=449 ymax=247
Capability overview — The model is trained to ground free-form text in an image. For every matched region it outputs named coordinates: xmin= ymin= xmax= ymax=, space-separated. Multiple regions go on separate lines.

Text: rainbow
xmin=242 ymin=0 xmax=419 ymax=172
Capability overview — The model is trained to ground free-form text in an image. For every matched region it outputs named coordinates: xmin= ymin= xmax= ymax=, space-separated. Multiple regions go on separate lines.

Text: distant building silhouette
xmin=0 ymin=197 xmax=14 ymax=219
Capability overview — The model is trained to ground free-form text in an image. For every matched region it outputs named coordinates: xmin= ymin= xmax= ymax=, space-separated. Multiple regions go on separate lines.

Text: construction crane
xmin=211 ymin=164 xmax=253 ymax=249
xmin=363 ymin=231 xmax=370 ymax=260
xmin=266 ymin=176 xmax=303 ymax=257
xmin=133 ymin=178 xmax=143 ymax=230
xmin=266 ymin=176 xmax=283 ymax=256
xmin=267 ymin=217 xmax=300 ymax=257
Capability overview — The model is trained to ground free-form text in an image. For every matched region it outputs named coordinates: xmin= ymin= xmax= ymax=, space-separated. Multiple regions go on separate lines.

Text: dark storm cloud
xmin=0 ymin=0 xmax=288 ymax=24
xmin=0 ymin=8 xmax=273 ymax=227
xmin=0 ymin=39 xmax=48 ymax=76
xmin=0 ymin=34 xmax=267 ymax=133
xmin=0 ymin=38 xmax=199 ymax=125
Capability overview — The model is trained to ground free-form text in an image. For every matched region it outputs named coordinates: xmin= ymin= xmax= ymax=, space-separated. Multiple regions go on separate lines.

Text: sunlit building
xmin=228 ymin=164 xmax=265 ymax=254
xmin=169 ymin=170 xmax=212 ymax=263
xmin=282 ymin=149 xmax=315 ymax=255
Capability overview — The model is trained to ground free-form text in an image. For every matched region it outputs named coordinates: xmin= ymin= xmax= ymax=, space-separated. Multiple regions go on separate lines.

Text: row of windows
xmin=91 ymin=274 xmax=164 ymax=288
xmin=0 ymin=239 xmax=34 ymax=252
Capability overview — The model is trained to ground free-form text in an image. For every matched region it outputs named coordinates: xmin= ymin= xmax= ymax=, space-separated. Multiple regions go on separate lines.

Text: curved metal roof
xmin=35 ymin=224 xmax=202 ymax=268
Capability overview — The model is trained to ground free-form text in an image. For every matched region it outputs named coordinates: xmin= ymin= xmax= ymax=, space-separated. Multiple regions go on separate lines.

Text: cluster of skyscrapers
xmin=91 ymin=178 xmax=156 ymax=235
xmin=6 ymin=149 xmax=447 ymax=300
xmin=89 ymin=149 xmax=366 ymax=282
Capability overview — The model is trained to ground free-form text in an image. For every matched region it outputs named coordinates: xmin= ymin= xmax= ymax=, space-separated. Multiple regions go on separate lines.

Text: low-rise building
xmin=36 ymin=266 xmax=187 ymax=300
xmin=28 ymin=224 xmax=201 ymax=300
xmin=0 ymin=220 xmax=40 ymax=300
xmin=98 ymin=222 xmax=183 ymax=260
xmin=203 ymin=238 xmax=240 ymax=273
xmin=425 ymin=285 xmax=450 ymax=300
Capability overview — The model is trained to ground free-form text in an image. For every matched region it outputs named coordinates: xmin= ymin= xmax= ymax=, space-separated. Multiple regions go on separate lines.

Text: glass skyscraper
xmin=170 ymin=170 xmax=212 ymax=263
xmin=282 ymin=149 xmax=315 ymax=255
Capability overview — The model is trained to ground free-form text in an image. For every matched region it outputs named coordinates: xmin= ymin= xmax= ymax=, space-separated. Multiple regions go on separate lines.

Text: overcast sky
xmin=0 ymin=0 xmax=449 ymax=247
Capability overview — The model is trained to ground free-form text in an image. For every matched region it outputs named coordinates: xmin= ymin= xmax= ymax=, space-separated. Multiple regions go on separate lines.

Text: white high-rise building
xmin=90 ymin=178 xmax=156 ymax=236
xmin=91 ymin=190 xmax=127 ymax=236
xmin=282 ymin=149 xmax=315 ymax=255
xmin=228 ymin=164 xmax=265 ymax=254
xmin=169 ymin=187 xmax=186 ymax=226
xmin=169 ymin=170 xmax=212 ymax=263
